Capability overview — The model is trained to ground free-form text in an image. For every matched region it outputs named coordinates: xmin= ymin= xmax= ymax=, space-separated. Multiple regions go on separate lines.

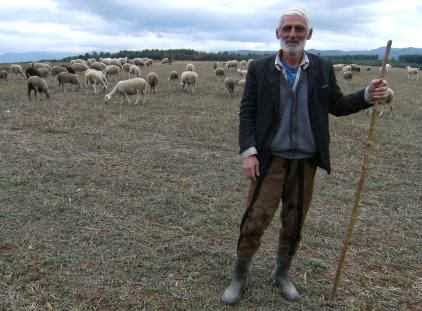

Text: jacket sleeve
xmin=326 ymin=61 xmax=372 ymax=116
xmin=239 ymin=60 xmax=258 ymax=154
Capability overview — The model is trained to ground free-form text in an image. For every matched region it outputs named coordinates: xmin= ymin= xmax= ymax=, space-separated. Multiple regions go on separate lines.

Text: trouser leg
xmin=222 ymin=157 xmax=288 ymax=305
xmin=273 ymin=160 xmax=317 ymax=300
xmin=237 ymin=157 xmax=289 ymax=257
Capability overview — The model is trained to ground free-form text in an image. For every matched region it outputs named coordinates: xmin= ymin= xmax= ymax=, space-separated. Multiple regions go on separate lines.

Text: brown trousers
xmin=237 ymin=157 xmax=317 ymax=258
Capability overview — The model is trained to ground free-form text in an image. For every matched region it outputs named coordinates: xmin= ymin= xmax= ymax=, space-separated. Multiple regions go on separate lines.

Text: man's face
xmin=276 ymin=15 xmax=309 ymax=56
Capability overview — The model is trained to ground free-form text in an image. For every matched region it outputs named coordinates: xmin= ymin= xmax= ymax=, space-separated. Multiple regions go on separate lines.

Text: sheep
xmin=90 ymin=62 xmax=107 ymax=71
xmin=0 ymin=70 xmax=8 ymax=80
xmin=25 ymin=67 xmax=42 ymax=79
xmin=226 ymin=60 xmax=238 ymax=72
xmin=65 ymin=65 xmax=76 ymax=74
xmin=51 ymin=66 xmax=67 ymax=76
xmin=104 ymin=77 xmax=147 ymax=105
xmin=27 ymin=76 xmax=50 ymax=100
xmin=333 ymin=64 xmax=344 ymax=71
xmin=70 ymin=62 xmax=89 ymax=73
xmin=122 ymin=63 xmax=131 ymax=75
xmin=10 ymin=64 xmax=26 ymax=79
xmin=146 ymin=72 xmax=159 ymax=94
xmin=351 ymin=64 xmax=361 ymax=72
xmin=406 ymin=66 xmax=419 ymax=80
xmin=238 ymin=78 xmax=246 ymax=87
xmin=180 ymin=71 xmax=198 ymax=93
xmin=33 ymin=62 xmax=51 ymax=72
xmin=342 ymin=65 xmax=352 ymax=72
xmin=37 ymin=67 xmax=50 ymax=78
xmin=145 ymin=59 xmax=153 ymax=67
xmin=161 ymin=58 xmax=169 ymax=64
xmin=237 ymin=69 xmax=247 ymax=78
xmin=343 ymin=71 xmax=353 ymax=80
xmin=239 ymin=60 xmax=248 ymax=70
xmin=379 ymin=63 xmax=392 ymax=73
xmin=186 ymin=63 xmax=196 ymax=71
xmin=57 ymin=72 xmax=80 ymax=92
xmin=103 ymin=64 xmax=121 ymax=81
xmin=215 ymin=67 xmax=225 ymax=78
xmin=224 ymin=77 xmax=237 ymax=96
xmin=85 ymin=69 xmax=108 ymax=94
xmin=134 ymin=58 xmax=145 ymax=67
xmin=128 ymin=64 xmax=142 ymax=78
xmin=168 ymin=70 xmax=179 ymax=88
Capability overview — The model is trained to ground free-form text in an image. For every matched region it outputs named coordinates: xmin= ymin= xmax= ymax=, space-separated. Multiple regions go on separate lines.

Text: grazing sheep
xmin=65 ymin=65 xmax=76 ymax=74
xmin=343 ymin=71 xmax=353 ymax=80
xmin=90 ymin=62 xmax=107 ymax=71
xmin=238 ymin=78 xmax=246 ymax=87
xmin=25 ymin=67 xmax=41 ymax=79
xmin=145 ymin=59 xmax=153 ymax=67
xmin=406 ymin=66 xmax=419 ymax=80
xmin=351 ymin=64 xmax=360 ymax=72
xmin=146 ymin=72 xmax=159 ymax=94
xmin=85 ymin=69 xmax=108 ymax=94
xmin=104 ymin=64 xmax=121 ymax=81
xmin=51 ymin=66 xmax=67 ymax=76
xmin=27 ymin=76 xmax=50 ymax=100
xmin=128 ymin=64 xmax=142 ymax=78
xmin=57 ymin=72 xmax=80 ymax=92
xmin=104 ymin=77 xmax=147 ymax=105
xmin=122 ymin=63 xmax=131 ymax=75
xmin=186 ymin=63 xmax=196 ymax=71
xmin=0 ymin=70 xmax=8 ymax=80
xmin=37 ymin=67 xmax=50 ymax=78
xmin=224 ymin=77 xmax=237 ymax=96
xmin=70 ymin=62 xmax=89 ymax=73
xmin=161 ymin=58 xmax=169 ymax=64
xmin=215 ymin=67 xmax=225 ymax=77
xmin=180 ymin=71 xmax=198 ymax=93
xmin=168 ymin=71 xmax=179 ymax=88
xmin=10 ymin=64 xmax=26 ymax=79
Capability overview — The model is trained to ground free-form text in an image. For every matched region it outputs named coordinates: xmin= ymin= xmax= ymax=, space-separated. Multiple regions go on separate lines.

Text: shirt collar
xmin=275 ymin=50 xmax=310 ymax=72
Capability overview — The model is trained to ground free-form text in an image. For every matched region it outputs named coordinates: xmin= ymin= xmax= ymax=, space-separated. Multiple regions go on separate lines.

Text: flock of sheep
xmin=0 ymin=57 xmax=255 ymax=104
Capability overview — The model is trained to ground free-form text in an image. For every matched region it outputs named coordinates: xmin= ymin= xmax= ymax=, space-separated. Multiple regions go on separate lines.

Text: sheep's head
xmin=104 ymin=94 xmax=111 ymax=102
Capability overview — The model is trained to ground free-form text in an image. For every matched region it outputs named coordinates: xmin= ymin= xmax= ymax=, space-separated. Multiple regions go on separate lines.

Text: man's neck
xmin=280 ymin=50 xmax=304 ymax=67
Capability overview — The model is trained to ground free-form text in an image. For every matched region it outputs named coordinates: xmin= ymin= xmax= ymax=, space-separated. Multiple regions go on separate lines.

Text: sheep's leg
xmin=124 ymin=92 xmax=131 ymax=105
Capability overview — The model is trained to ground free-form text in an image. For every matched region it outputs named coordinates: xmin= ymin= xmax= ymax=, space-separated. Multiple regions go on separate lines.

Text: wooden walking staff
xmin=329 ymin=40 xmax=392 ymax=301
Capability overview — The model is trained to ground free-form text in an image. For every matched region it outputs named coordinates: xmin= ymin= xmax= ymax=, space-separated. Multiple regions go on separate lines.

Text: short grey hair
xmin=278 ymin=8 xmax=312 ymax=31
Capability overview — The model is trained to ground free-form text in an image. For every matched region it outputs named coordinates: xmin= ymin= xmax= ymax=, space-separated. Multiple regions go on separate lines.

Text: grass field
xmin=0 ymin=60 xmax=421 ymax=310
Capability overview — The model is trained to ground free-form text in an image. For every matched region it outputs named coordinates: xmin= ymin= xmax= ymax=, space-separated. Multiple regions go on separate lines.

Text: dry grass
xmin=0 ymin=61 xmax=420 ymax=310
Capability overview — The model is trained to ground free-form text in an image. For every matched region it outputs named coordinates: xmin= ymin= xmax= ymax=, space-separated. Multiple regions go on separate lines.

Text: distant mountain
xmin=233 ymin=47 xmax=422 ymax=59
xmin=0 ymin=51 xmax=77 ymax=63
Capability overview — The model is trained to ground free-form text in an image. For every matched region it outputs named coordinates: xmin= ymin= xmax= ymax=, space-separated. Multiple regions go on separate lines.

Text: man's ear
xmin=276 ymin=28 xmax=280 ymax=39
xmin=307 ymin=28 xmax=313 ymax=40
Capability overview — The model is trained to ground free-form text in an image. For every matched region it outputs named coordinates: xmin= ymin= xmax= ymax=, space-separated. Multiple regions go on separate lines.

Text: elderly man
xmin=221 ymin=8 xmax=392 ymax=305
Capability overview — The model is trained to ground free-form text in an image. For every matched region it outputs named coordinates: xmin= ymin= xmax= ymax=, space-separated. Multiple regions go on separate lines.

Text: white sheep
xmin=333 ymin=64 xmax=344 ymax=71
xmin=90 ymin=62 xmax=107 ymax=71
xmin=57 ymin=72 xmax=80 ymax=92
xmin=103 ymin=64 xmax=121 ymax=81
xmin=224 ymin=77 xmax=237 ymax=96
xmin=70 ymin=62 xmax=89 ymax=73
xmin=215 ymin=67 xmax=225 ymax=78
xmin=238 ymin=78 xmax=246 ymax=87
xmin=128 ymin=64 xmax=142 ymax=79
xmin=168 ymin=71 xmax=179 ymax=88
xmin=406 ymin=66 xmax=419 ymax=80
xmin=146 ymin=72 xmax=159 ymax=94
xmin=237 ymin=69 xmax=247 ymax=78
xmin=85 ymin=69 xmax=108 ymax=94
xmin=27 ymin=76 xmax=50 ymax=100
xmin=226 ymin=60 xmax=238 ymax=72
xmin=161 ymin=58 xmax=169 ymax=64
xmin=180 ymin=71 xmax=198 ymax=93
xmin=104 ymin=77 xmax=147 ymax=105
xmin=51 ymin=66 xmax=67 ymax=76
xmin=186 ymin=63 xmax=196 ymax=71
xmin=343 ymin=71 xmax=353 ymax=80
xmin=9 ymin=64 xmax=26 ymax=79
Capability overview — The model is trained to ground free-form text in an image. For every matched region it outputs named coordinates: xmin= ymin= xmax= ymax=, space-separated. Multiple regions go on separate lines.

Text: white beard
xmin=280 ymin=38 xmax=306 ymax=57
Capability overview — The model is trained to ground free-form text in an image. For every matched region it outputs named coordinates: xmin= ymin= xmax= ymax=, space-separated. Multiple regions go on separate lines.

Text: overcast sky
xmin=1 ymin=0 xmax=421 ymax=54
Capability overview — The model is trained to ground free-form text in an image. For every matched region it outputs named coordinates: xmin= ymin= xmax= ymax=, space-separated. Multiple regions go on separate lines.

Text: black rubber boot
xmin=221 ymin=256 xmax=252 ymax=305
